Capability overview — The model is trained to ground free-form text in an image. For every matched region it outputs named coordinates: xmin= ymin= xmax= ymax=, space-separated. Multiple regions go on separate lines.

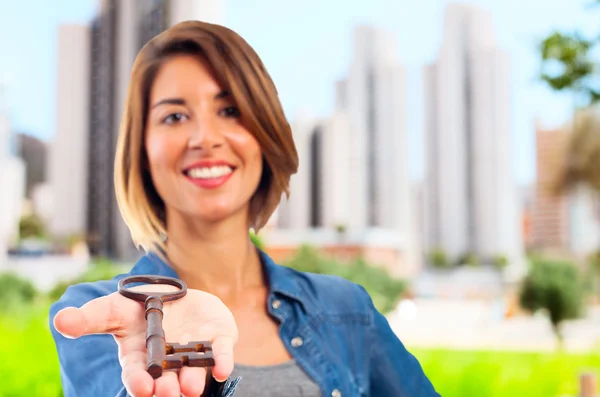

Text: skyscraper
xmin=16 ymin=133 xmax=48 ymax=198
xmin=51 ymin=0 xmax=223 ymax=260
xmin=530 ymin=123 xmax=569 ymax=250
xmin=424 ymin=4 xmax=523 ymax=265
xmin=273 ymin=26 xmax=418 ymax=277
xmin=88 ymin=0 xmax=223 ymax=259
xmin=531 ymin=121 xmax=600 ymax=255
xmin=335 ymin=26 xmax=410 ymax=234
xmin=49 ymin=24 xmax=91 ymax=242
xmin=0 ymin=87 xmax=25 ymax=265
xmin=276 ymin=111 xmax=351 ymax=230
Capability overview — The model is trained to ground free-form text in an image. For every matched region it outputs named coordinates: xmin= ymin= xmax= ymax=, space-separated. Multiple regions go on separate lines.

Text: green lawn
xmin=412 ymin=348 xmax=600 ymax=397
xmin=1 ymin=304 xmax=598 ymax=397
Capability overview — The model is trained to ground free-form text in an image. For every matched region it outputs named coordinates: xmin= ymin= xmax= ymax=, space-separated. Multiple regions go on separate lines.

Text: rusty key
xmin=118 ymin=275 xmax=215 ymax=379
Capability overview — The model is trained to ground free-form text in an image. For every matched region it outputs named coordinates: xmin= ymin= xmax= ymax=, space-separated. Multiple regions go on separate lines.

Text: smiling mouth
xmin=183 ymin=165 xmax=235 ymax=179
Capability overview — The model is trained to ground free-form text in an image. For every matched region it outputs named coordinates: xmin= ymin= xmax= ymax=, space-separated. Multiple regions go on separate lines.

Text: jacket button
xmin=331 ymin=389 xmax=342 ymax=397
xmin=272 ymin=299 xmax=282 ymax=309
xmin=290 ymin=337 xmax=303 ymax=347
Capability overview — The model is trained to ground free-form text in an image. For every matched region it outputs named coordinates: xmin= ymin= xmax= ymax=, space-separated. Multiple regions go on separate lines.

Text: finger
xmin=154 ymin=370 xmax=180 ymax=397
xmin=179 ymin=366 xmax=207 ymax=397
xmin=210 ymin=335 xmax=236 ymax=382
xmin=121 ymin=350 xmax=155 ymax=397
xmin=53 ymin=293 xmax=144 ymax=339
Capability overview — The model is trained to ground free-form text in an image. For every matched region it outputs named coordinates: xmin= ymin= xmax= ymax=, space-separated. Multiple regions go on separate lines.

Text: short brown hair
xmin=114 ymin=20 xmax=298 ymax=253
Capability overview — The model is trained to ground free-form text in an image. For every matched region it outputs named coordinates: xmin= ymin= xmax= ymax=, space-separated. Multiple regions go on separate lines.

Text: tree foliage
xmin=519 ymin=259 xmax=585 ymax=348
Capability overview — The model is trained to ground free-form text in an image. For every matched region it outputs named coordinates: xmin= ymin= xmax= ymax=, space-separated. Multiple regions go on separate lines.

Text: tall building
xmin=277 ymin=111 xmax=351 ymax=230
xmin=0 ymin=87 xmax=26 ymax=266
xmin=49 ymin=24 xmax=91 ymax=242
xmin=51 ymin=0 xmax=223 ymax=260
xmin=16 ymin=133 xmax=48 ymax=198
xmin=274 ymin=26 xmax=420 ymax=277
xmin=335 ymin=26 xmax=410 ymax=234
xmin=530 ymin=123 xmax=569 ymax=250
xmin=423 ymin=4 xmax=523 ymax=266
xmin=531 ymin=121 xmax=600 ymax=255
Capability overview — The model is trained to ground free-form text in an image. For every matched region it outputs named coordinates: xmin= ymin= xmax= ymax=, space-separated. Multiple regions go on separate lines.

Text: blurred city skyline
xmin=0 ymin=0 xmax=598 ymax=185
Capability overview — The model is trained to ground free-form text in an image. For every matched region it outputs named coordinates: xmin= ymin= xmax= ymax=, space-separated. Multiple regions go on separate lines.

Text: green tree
xmin=519 ymin=259 xmax=585 ymax=349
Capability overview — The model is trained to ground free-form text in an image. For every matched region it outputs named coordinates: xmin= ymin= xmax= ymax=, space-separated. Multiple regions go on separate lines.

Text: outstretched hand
xmin=53 ymin=284 xmax=238 ymax=397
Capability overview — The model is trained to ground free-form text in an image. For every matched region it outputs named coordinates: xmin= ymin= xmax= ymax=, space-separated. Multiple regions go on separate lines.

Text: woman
xmin=50 ymin=20 xmax=439 ymax=397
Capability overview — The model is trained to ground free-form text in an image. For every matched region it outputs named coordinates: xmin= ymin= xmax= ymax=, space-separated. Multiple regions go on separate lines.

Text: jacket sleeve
xmin=357 ymin=285 xmax=441 ymax=397
xmin=49 ymin=284 xmax=127 ymax=397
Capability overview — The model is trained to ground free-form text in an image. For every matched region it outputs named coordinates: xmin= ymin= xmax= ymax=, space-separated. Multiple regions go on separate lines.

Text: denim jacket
xmin=49 ymin=249 xmax=440 ymax=397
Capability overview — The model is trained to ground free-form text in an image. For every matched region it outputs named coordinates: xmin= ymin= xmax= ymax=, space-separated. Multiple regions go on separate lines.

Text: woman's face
xmin=145 ymin=54 xmax=263 ymax=226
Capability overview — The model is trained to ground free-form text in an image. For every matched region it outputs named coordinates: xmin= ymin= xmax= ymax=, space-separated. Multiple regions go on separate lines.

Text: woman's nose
xmin=187 ymin=118 xmax=225 ymax=150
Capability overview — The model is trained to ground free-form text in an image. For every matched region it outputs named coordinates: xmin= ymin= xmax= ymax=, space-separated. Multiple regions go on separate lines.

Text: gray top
xmin=230 ymin=359 xmax=321 ymax=397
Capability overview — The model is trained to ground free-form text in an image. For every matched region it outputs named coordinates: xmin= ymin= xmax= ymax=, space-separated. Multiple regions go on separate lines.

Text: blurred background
xmin=1 ymin=0 xmax=600 ymax=396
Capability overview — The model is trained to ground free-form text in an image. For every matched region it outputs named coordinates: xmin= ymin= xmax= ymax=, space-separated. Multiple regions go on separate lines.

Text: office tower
xmin=0 ymin=88 xmax=25 ymax=265
xmin=532 ymin=121 xmax=600 ymax=255
xmin=49 ymin=24 xmax=91 ymax=242
xmin=16 ymin=133 xmax=48 ymax=198
xmin=530 ymin=123 xmax=569 ymax=250
xmin=335 ymin=26 xmax=410 ymax=234
xmin=424 ymin=4 xmax=523 ymax=265
xmin=277 ymin=113 xmax=314 ymax=229
xmin=84 ymin=0 xmax=223 ymax=259
xmin=277 ymin=111 xmax=351 ymax=230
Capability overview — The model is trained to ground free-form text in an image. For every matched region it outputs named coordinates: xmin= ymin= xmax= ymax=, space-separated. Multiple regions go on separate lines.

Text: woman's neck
xmin=164 ymin=210 xmax=265 ymax=302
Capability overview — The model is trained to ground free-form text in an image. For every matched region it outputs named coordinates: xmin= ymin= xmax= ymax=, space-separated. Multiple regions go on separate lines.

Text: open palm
xmin=53 ymin=284 xmax=238 ymax=397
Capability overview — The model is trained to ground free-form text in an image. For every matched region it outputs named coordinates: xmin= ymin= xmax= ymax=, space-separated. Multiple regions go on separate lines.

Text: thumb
xmin=53 ymin=293 xmax=143 ymax=339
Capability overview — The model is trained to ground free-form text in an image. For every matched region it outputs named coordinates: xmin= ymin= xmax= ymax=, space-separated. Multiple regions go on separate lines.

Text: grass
xmin=0 ymin=305 xmax=63 ymax=397
xmin=1 ymin=303 xmax=599 ymax=397
xmin=412 ymin=348 xmax=600 ymax=397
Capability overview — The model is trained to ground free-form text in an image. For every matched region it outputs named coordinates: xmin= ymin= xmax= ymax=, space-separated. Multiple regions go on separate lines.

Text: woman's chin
xmin=186 ymin=207 xmax=240 ymax=224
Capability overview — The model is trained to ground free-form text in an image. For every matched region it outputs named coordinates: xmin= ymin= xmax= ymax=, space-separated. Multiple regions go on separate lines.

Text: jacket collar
xmin=130 ymin=248 xmax=304 ymax=303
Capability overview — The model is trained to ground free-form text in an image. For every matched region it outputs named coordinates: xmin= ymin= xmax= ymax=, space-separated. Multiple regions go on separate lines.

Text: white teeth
xmin=187 ymin=166 xmax=233 ymax=179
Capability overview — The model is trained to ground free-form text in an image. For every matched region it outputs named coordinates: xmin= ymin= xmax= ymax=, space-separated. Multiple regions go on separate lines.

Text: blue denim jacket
xmin=49 ymin=249 xmax=440 ymax=397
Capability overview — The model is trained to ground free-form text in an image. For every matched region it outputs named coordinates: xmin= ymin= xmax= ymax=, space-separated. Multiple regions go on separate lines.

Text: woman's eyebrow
xmin=151 ymin=98 xmax=186 ymax=109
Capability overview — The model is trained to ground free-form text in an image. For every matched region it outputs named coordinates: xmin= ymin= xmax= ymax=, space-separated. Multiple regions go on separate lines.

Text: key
xmin=118 ymin=275 xmax=215 ymax=379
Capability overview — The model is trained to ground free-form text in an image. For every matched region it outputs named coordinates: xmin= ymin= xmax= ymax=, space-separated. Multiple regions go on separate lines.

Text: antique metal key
xmin=118 ymin=275 xmax=215 ymax=379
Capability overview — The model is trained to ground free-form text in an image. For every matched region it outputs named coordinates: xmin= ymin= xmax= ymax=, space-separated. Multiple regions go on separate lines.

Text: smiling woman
xmin=48 ymin=20 xmax=440 ymax=397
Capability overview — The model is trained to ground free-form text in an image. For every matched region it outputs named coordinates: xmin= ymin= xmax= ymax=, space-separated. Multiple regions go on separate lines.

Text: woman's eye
xmin=163 ymin=113 xmax=188 ymax=124
xmin=220 ymin=106 xmax=241 ymax=118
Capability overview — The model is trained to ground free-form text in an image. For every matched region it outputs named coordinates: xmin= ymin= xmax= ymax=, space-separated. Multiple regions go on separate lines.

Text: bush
xmin=519 ymin=259 xmax=585 ymax=348
xmin=492 ymin=254 xmax=508 ymax=270
xmin=428 ymin=248 xmax=450 ymax=269
xmin=19 ymin=214 xmax=47 ymax=240
xmin=456 ymin=251 xmax=479 ymax=267
xmin=283 ymin=245 xmax=407 ymax=313
xmin=0 ymin=272 xmax=38 ymax=313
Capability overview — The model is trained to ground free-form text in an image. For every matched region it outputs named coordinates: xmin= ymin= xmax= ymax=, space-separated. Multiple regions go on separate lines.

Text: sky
xmin=0 ymin=0 xmax=598 ymax=184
